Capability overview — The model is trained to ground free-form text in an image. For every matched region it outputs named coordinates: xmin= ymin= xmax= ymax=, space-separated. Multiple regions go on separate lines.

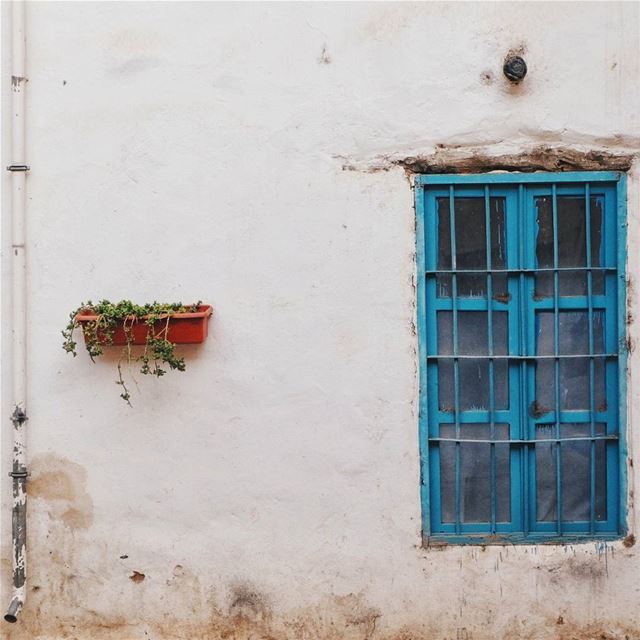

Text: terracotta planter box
xmin=76 ymin=305 xmax=213 ymax=346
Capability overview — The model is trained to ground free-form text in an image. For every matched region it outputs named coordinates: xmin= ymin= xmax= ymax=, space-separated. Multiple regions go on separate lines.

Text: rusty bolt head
xmin=503 ymin=55 xmax=527 ymax=83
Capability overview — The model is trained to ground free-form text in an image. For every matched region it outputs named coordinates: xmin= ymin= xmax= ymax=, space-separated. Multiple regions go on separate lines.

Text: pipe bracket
xmin=6 ymin=165 xmax=29 ymax=172
xmin=8 ymin=471 xmax=27 ymax=478
xmin=11 ymin=407 xmax=28 ymax=425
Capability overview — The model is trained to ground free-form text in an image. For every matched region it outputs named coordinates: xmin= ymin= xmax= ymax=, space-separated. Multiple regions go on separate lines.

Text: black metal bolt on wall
xmin=503 ymin=55 xmax=527 ymax=83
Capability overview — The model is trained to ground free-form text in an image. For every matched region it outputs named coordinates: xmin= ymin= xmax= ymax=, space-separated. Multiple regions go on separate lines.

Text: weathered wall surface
xmin=1 ymin=2 xmax=640 ymax=639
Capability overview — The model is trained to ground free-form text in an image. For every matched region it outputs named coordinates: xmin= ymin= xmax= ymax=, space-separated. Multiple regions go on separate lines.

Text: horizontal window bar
xmin=429 ymin=435 xmax=618 ymax=444
xmin=436 ymin=410 xmax=513 ymax=423
xmin=529 ymin=414 xmax=612 ymax=424
xmin=416 ymin=172 xmax=621 ymax=185
xmin=426 ymin=354 xmax=618 ymax=360
xmin=437 ymin=412 xmax=610 ymax=424
xmin=531 ymin=298 xmax=612 ymax=310
xmin=426 ymin=267 xmax=616 ymax=275
xmin=433 ymin=297 xmax=610 ymax=310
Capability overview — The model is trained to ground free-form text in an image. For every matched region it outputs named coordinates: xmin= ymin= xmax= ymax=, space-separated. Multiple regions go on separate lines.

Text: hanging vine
xmin=62 ymin=300 xmax=202 ymax=405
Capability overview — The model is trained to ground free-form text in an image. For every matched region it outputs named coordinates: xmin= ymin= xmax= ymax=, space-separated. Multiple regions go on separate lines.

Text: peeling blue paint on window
xmin=415 ymin=172 xmax=627 ymax=544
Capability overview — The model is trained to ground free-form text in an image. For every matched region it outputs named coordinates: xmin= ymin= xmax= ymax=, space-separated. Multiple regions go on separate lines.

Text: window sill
xmin=422 ymin=532 xmax=625 ymax=547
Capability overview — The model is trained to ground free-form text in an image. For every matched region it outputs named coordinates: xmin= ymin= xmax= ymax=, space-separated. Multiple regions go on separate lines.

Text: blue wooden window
xmin=415 ymin=172 xmax=627 ymax=544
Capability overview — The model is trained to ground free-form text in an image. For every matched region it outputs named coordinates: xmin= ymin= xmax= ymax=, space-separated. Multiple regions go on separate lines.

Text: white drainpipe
xmin=5 ymin=0 xmax=28 ymax=624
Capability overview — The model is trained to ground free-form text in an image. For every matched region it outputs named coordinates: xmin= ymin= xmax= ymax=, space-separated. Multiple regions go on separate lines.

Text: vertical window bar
xmin=484 ymin=186 xmax=497 ymax=533
xmin=552 ymin=184 xmax=562 ymax=535
xmin=519 ymin=184 xmax=529 ymax=534
xmin=449 ymin=186 xmax=462 ymax=534
xmin=585 ymin=183 xmax=596 ymax=534
xmin=616 ymin=174 xmax=627 ymax=535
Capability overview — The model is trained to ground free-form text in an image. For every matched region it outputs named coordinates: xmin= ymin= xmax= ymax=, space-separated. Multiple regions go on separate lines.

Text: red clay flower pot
xmin=76 ymin=305 xmax=213 ymax=346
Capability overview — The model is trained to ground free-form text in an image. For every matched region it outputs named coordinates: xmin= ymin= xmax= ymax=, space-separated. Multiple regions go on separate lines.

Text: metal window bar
xmin=425 ymin=267 xmax=616 ymax=274
xmin=552 ymin=184 xmax=562 ymax=535
xmin=484 ymin=186 xmax=497 ymax=533
xmin=431 ymin=435 xmax=618 ymax=444
xmin=519 ymin=184 xmax=529 ymax=535
xmin=426 ymin=354 xmax=617 ymax=360
xmin=585 ymin=184 xmax=597 ymax=534
xmin=449 ymin=186 xmax=462 ymax=534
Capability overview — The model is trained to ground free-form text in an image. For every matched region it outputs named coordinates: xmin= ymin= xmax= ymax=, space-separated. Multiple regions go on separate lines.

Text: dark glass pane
xmin=535 ymin=424 xmax=606 ymax=522
xmin=534 ymin=195 xmax=603 ymax=297
xmin=535 ymin=424 xmax=557 ymax=522
xmin=559 ymin=358 xmax=606 ymax=411
xmin=440 ymin=424 xmax=510 ymax=524
xmin=533 ymin=359 xmax=555 ymax=417
xmin=534 ymin=312 xmax=606 ymax=411
xmin=559 ymin=311 xmax=605 ymax=355
xmin=437 ymin=197 xmax=507 ymax=298
xmin=536 ymin=311 xmax=604 ymax=355
xmin=438 ymin=312 xmax=508 ymax=410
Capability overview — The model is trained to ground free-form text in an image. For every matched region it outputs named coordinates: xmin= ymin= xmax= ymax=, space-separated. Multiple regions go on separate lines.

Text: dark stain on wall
xmin=228 ymin=583 xmax=271 ymax=624
xmin=28 ymin=453 xmax=94 ymax=529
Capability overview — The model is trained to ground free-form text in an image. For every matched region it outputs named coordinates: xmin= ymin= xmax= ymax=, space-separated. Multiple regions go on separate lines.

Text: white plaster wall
xmin=1 ymin=2 xmax=640 ymax=639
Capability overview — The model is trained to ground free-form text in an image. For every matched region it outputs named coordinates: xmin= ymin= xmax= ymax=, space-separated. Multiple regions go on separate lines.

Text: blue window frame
xmin=415 ymin=172 xmax=627 ymax=544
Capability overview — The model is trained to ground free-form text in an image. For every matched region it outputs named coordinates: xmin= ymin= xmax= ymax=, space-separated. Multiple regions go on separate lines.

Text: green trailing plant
xmin=62 ymin=300 xmax=201 ymax=406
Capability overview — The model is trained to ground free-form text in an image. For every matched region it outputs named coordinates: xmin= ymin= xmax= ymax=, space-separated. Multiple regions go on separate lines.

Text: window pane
xmin=535 ymin=424 xmax=607 ymax=522
xmin=438 ymin=311 xmax=508 ymax=410
xmin=534 ymin=312 xmax=606 ymax=412
xmin=534 ymin=195 xmax=604 ymax=297
xmin=440 ymin=424 xmax=511 ymax=524
xmin=437 ymin=197 xmax=507 ymax=298
xmin=536 ymin=310 xmax=605 ymax=355
xmin=560 ymin=358 xmax=606 ymax=411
